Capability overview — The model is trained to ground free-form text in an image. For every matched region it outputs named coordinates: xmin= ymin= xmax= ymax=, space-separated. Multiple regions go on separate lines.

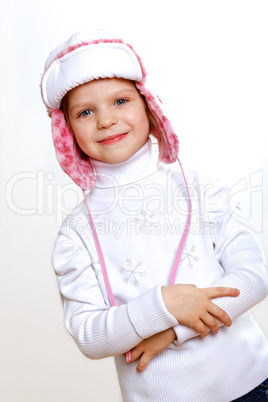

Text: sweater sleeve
xmin=52 ymin=232 xmax=177 ymax=359
xmin=173 ymin=178 xmax=268 ymax=346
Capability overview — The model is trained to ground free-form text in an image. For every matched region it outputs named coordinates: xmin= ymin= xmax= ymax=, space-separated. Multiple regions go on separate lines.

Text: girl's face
xmin=67 ymin=78 xmax=150 ymax=164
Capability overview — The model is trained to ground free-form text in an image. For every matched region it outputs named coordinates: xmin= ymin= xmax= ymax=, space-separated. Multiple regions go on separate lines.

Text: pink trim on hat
xmin=52 ymin=109 xmax=95 ymax=190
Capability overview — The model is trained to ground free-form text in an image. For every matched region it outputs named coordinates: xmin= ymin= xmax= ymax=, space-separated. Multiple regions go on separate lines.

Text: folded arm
xmin=172 ymin=179 xmax=268 ymax=346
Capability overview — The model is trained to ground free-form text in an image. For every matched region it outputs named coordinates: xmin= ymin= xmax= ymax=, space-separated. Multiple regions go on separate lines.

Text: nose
xmin=97 ymin=107 xmax=117 ymax=129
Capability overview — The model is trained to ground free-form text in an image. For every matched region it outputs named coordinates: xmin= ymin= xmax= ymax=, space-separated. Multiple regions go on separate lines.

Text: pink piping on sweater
xmin=82 ymin=158 xmax=192 ymax=363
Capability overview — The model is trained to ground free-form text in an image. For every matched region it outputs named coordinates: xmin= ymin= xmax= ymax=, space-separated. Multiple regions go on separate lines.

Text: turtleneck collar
xmin=91 ymin=138 xmax=159 ymax=189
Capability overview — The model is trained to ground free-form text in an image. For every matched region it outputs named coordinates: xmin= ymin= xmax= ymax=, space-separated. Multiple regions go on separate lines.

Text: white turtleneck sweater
xmin=52 ymin=139 xmax=268 ymax=401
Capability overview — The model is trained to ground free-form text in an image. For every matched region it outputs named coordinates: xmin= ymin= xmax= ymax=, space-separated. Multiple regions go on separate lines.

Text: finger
xmin=128 ymin=345 xmax=144 ymax=363
xmin=203 ymin=287 xmax=240 ymax=299
xmin=188 ymin=318 xmax=208 ymax=337
xmin=136 ymin=352 xmax=153 ymax=372
xmin=199 ymin=312 xmax=219 ymax=334
xmin=208 ymin=303 xmax=232 ymax=327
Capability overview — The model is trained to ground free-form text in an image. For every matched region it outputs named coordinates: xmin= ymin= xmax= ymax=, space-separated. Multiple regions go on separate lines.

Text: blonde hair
xmin=145 ymin=105 xmax=165 ymax=157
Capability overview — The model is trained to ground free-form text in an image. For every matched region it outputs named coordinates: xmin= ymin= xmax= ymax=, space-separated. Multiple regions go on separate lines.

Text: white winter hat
xmin=42 ymin=30 xmax=144 ymax=112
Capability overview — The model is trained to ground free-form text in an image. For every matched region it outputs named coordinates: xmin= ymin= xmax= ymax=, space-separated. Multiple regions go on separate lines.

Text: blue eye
xmin=115 ymin=99 xmax=127 ymax=106
xmin=79 ymin=109 xmax=93 ymax=117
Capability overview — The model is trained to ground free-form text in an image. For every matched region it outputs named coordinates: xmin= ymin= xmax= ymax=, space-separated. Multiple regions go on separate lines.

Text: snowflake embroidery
xmin=177 ymin=175 xmax=199 ymax=198
xmin=134 ymin=210 xmax=156 ymax=231
xmin=119 ymin=258 xmax=147 ymax=286
xmin=179 ymin=243 xmax=200 ymax=269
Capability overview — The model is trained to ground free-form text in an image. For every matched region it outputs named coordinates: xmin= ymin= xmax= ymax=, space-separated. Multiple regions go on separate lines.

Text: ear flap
xmin=135 ymin=81 xmax=179 ymax=164
xmin=51 ymin=109 xmax=95 ymax=190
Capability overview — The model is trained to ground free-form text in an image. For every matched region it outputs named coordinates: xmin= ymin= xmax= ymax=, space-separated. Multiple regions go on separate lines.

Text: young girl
xmin=41 ymin=30 xmax=268 ymax=401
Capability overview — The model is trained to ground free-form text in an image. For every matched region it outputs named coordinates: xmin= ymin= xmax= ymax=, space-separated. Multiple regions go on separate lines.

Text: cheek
xmin=129 ymin=109 xmax=150 ymax=133
xmin=71 ymin=122 xmax=93 ymax=143
xmin=139 ymin=112 xmax=150 ymax=134
xmin=69 ymin=125 xmax=96 ymax=157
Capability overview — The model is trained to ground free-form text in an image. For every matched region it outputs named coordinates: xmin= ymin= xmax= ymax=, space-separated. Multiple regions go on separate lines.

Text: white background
xmin=1 ymin=1 xmax=268 ymax=401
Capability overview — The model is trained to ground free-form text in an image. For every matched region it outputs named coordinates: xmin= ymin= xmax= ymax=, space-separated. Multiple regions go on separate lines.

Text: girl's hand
xmin=128 ymin=328 xmax=176 ymax=372
xmin=162 ymin=284 xmax=240 ymax=337
xmin=125 ymin=286 xmax=239 ymax=372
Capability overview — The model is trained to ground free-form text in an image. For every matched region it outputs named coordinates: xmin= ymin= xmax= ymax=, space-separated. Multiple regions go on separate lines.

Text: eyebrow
xmin=69 ymin=102 xmax=90 ymax=113
xmin=112 ymin=88 xmax=137 ymax=97
xmin=69 ymin=88 xmax=137 ymax=113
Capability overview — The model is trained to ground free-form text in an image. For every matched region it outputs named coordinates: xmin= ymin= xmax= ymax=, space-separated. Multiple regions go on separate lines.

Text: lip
xmin=98 ymin=133 xmax=128 ymax=145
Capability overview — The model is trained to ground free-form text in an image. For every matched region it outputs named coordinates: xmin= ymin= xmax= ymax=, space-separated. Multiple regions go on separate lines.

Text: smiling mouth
xmin=98 ymin=133 xmax=128 ymax=145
